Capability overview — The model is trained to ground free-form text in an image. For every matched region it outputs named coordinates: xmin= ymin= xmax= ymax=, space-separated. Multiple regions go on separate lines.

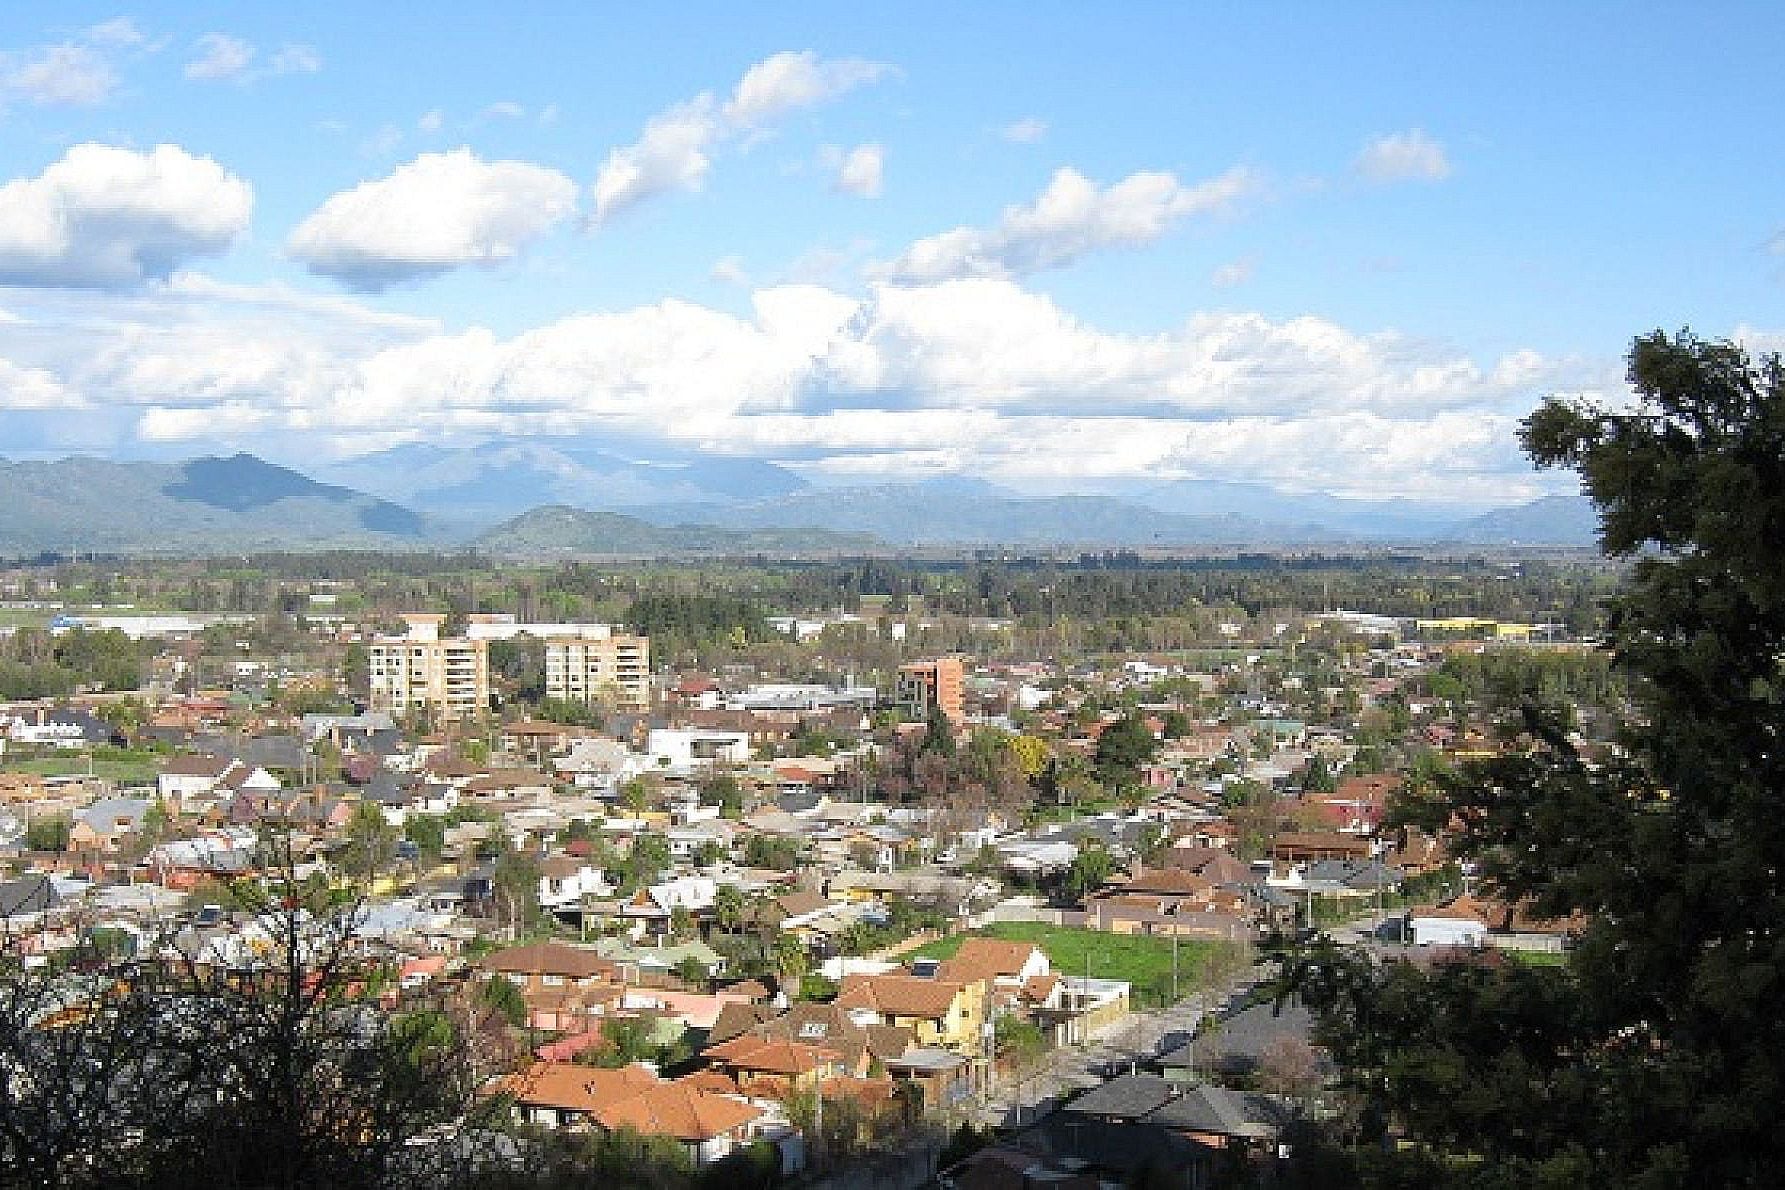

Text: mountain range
xmin=0 ymin=448 xmax=1599 ymax=558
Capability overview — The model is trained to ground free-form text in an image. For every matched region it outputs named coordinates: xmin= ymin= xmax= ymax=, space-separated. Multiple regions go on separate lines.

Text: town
xmin=0 ymin=554 xmax=1623 ymax=1188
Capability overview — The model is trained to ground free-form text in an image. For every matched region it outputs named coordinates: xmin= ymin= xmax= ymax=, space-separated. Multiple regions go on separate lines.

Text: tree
xmin=1295 ymin=332 xmax=1785 ymax=1186
xmin=492 ymin=847 xmax=542 ymax=937
xmin=1093 ymin=713 xmax=1156 ymax=786
xmin=340 ymin=799 xmax=397 ymax=884
xmin=1063 ymin=841 xmax=1114 ymax=903
xmin=24 ymin=816 xmax=69 ymax=853
xmin=712 ymin=883 xmax=746 ymax=935
xmin=919 ymin=701 xmax=956 ymax=758
xmin=674 ymin=955 xmax=710 ymax=989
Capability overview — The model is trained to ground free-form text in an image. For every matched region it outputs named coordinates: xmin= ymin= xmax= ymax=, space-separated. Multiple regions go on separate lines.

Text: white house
xmin=1406 ymin=907 xmax=1488 ymax=948
xmin=645 ymin=728 xmax=750 ymax=773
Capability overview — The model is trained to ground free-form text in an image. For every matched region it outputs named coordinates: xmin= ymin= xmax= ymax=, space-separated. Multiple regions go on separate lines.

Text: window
xmin=798 ymin=1022 xmax=827 ymax=1039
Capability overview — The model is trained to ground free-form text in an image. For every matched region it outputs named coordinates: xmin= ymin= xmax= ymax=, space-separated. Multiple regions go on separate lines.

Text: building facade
xmin=544 ymin=633 xmax=651 ymax=710
xmin=368 ymin=615 xmax=490 ymax=721
xmin=896 ymin=657 xmax=965 ymax=724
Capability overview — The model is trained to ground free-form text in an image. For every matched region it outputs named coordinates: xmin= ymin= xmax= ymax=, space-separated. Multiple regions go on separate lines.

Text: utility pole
xmin=1172 ymin=931 xmax=1179 ymax=1001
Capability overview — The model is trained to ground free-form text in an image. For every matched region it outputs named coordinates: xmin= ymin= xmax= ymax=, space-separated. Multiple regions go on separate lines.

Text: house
xmin=834 ymin=973 xmax=986 ymax=1053
xmin=479 ymin=941 xmax=621 ymax=991
xmin=499 ymin=1063 xmax=774 ymax=1167
xmin=1404 ymin=898 xmax=1490 ymax=948
xmin=707 ymin=999 xmax=912 ymax=1084
xmin=933 ymin=937 xmax=1050 ymax=1009
xmin=537 ymin=856 xmax=611 ymax=911
xmin=68 ymin=797 xmax=157 ymax=852
xmin=158 ymin=754 xmax=280 ymax=811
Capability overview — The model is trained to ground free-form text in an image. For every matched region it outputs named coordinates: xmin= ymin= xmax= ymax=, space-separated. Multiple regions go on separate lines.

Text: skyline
xmin=2 ymin=3 xmax=1782 ymax=508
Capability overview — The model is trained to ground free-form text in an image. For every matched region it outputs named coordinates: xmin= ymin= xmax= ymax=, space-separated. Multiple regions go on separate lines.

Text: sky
xmin=0 ymin=1 xmax=1781 ymax=508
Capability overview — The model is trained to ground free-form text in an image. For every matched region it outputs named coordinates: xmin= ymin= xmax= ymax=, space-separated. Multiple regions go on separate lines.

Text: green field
xmin=6 ymin=755 xmax=160 ymax=784
xmin=911 ymin=922 xmax=1245 ymax=1009
xmin=1505 ymin=948 xmax=1570 ymax=967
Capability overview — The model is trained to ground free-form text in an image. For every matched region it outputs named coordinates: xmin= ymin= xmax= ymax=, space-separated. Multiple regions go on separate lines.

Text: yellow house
xmin=835 ymin=974 xmax=987 ymax=1054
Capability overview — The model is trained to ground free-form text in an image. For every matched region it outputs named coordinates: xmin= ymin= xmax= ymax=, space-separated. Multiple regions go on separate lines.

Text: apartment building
xmin=896 ymin=657 xmax=965 ymax=724
xmin=368 ymin=614 xmax=490 ymax=721
xmin=544 ymin=631 xmax=651 ymax=710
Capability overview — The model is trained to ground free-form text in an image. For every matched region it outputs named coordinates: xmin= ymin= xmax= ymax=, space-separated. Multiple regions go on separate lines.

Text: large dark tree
xmin=1293 ymin=332 xmax=1785 ymax=1188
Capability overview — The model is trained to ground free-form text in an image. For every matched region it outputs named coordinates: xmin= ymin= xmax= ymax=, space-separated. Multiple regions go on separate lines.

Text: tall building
xmin=544 ymin=632 xmax=651 ymax=710
xmin=368 ymin=614 xmax=490 ymax=721
xmin=896 ymin=657 xmax=965 ymax=724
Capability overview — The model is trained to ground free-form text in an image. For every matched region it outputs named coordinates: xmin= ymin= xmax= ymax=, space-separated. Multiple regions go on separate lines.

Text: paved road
xmin=975 ymin=965 xmax=1273 ymax=1129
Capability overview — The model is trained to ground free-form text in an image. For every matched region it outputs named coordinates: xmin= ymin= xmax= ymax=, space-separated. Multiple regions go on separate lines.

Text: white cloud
xmin=823 ymin=143 xmax=884 ymax=197
xmin=0 ymin=260 xmax=1610 ymax=504
xmin=480 ymin=100 xmax=525 ymax=120
xmin=269 ymin=44 xmax=322 ymax=75
xmin=0 ymin=356 xmax=78 ymax=409
xmin=1000 ymin=118 xmax=1048 ymax=144
xmin=1 ymin=44 xmax=118 ymax=106
xmin=288 ymin=148 xmax=578 ymax=290
xmin=1210 ymin=258 xmax=1253 ymax=289
xmin=722 ymin=50 xmax=890 ymax=127
xmin=184 ymin=33 xmax=254 ymax=82
xmin=1354 ymin=128 xmax=1452 ymax=184
xmin=591 ymin=96 xmax=720 ymax=225
xmin=360 ymin=124 xmax=403 ymax=157
xmin=591 ymin=50 xmax=892 ymax=225
xmin=710 ymin=255 xmax=750 ymax=286
xmin=418 ymin=109 xmax=444 ymax=134
xmin=84 ymin=18 xmax=151 ymax=49
xmin=876 ymin=165 xmax=1262 ymax=283
xmin=0 ymin=144 xmax=252 ymax=288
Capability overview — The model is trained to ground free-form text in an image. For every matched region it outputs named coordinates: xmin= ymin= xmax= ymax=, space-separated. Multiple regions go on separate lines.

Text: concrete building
xmin=896 ymin=657 xmax=965 ymax=724
xmin=368 ymin=615 xmax=490 ymax=722
xmin=543 ymin=632 xmax=651 ymax=710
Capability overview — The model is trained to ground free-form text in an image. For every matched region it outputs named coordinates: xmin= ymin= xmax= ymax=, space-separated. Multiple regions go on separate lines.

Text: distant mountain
xmin=474 ymin=505 xmax=883 ymax=557
xmin=0 ymin=453 xmax=432 ymax=556
xmin=1445 ymin=493 xmax=1600 ymax=545
xmin=628 ymin=476 xmax=1317 ymax=546
xmin=319 ymin=441 xmax=808 ymax=522
xmin=1125 ymin=478 xmax=1475 ymax=540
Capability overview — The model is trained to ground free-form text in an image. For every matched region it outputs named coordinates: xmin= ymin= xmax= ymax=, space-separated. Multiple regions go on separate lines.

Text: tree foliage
xmin=1295 ymin=332 xmax=1785 ymax=1187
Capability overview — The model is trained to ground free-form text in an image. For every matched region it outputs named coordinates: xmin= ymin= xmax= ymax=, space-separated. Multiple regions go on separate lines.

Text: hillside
xmin=473 ymin=505 xmax=883 ymax=557
xmin=0 ymin=454 xmax=431 ymax=556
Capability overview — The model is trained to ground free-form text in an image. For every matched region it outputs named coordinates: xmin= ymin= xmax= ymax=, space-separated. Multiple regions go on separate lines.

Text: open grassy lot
xmin=5 ymin=752 xmax=160 ymax=785
xmin=911 ymin=921 xmax=1244 ymax=1009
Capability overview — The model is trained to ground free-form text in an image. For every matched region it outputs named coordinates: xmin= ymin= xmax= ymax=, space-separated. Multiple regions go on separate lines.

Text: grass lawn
xmin=7 ymin=755 xmax=160 ymax=784
xmin=911 ymin=922 xmax=1240 ymax=1009
xmin=1504 ymin=949 xmax=1570 ymax=967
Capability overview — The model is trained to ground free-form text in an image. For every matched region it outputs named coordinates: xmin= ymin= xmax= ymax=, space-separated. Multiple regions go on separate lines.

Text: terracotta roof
xmin=591 ymin=1080 xmax=763 ymax=1142
xmin=936 ymin=937 xmax=1039 ymax=986
xmin=480 ymin=941 xmax=616 ymax=981
xmin=836 ymin=973 xmax=966 ymax=1020
xmin=703 ymin=1035 xmax=842 ymax=1075
xmin=1117 ymin=868 xmax=1214 ymax=896
xmin=498 ymin=1062 xmax=660 ymax=1113
xmin=1020 ymin=974 xmax=1060 ymax=1004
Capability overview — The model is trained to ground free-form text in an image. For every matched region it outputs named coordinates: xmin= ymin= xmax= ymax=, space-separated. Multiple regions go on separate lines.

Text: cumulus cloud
xmin=1000 ymin=118 xmax=1048 ymax=144
xmin=1210 ymin=258 xmax=1254 ymax=289
xmin=184 ymin=33 xmax=254 ymax=81
xmin=710 ymin=255 xmax=750 ymax=286
xmin=824 ymin=143 xmax=884 ymax=197
xmin=875 ymin=165 xmax=1262 ymax=283
xmin=0 ymin=259 xmax=1610 ymax=504
xmin=269 ymin=44 xmax=322 ymax=75
xmin=288 ymin=149 xmax=578 ymax=290
xmin=1354 ymin=128 xmax=1452 ymax=184
xmin=722 ymin=50 xmax=890 ymax=127
xmin=0 ymin=143 xmax=252 ymax=288
xmin=1 ymin=44 xmax=118 ymax=106
xmin=0 ymin=356 xmax=78 ymax=409
xmin=591 ymin=49 xmax=891 ymax=225
xmin=184 ymin=34 xmax=318 ymax=83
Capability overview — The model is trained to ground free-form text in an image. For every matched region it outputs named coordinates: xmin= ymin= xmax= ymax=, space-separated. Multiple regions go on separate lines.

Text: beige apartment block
xmin=543 ymin=633 xmax=651 ymax=710
xmin=368 ymin=614 xmax=490 ymax=721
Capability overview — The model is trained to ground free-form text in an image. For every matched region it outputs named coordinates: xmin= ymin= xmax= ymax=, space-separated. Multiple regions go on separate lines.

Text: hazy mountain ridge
xmin=0 ymin=450 xmax=1599 ymax=557
xmin=473 ymin=505 xmax=882 ymax=557
xmin=0 ymin=453 xmax=435 ymax=556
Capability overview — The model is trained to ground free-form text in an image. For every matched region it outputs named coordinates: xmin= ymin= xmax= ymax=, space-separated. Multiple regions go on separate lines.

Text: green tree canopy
xmin=1295 ymin=331 xmax=1785 ymax=1187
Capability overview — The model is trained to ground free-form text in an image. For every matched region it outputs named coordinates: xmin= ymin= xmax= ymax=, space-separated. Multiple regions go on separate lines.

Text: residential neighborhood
xmin=0 ymin=556 xmax=1617 ymax=1188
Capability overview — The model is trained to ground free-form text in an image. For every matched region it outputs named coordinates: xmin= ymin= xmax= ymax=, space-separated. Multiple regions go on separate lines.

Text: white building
xmin=645 ymin=728 xmax=750 ymax=773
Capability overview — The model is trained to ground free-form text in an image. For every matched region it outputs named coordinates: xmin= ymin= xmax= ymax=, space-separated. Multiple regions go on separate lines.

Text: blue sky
xmin=0 ymin=2 xmax=1780 ymax=507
